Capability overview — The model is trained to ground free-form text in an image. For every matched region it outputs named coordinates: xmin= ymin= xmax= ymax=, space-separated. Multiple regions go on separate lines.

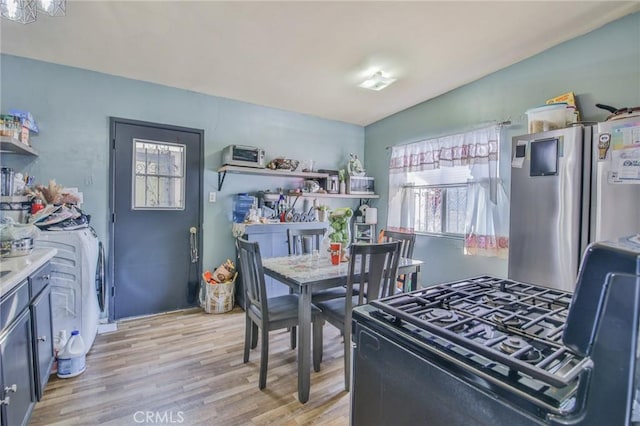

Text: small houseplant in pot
xmin=316 ymin=205 xmax=330 ymax=222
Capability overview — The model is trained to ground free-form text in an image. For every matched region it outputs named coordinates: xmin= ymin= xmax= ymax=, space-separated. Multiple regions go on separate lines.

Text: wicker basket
xmin=202 ymin=278 xmax=235 ymax=314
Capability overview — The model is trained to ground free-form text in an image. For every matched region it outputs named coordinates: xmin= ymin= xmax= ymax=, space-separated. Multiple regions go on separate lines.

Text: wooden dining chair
xmin=236 ymin=237 xmax=324 ymax=390
xmin=379 ymin=229 xmax=417 ymax=292
xmin=287 ymin=227 xmax=326 ymax=256
xmin=287 ymin=228 xmax=351 ymax=304
xmin=314 ymin=241 xmax=401 ymax=391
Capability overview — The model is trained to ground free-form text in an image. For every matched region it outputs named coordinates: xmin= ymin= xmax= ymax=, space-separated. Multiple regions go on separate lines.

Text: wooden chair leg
xmin=243 ymin=315 xmax=252 ymax=363
xmin=251 ymin=322 xmax=259 ymax=349
xmin=343 ymin=328 xmax=351 ymax=392
xmin=290 ymin=326 xmax=297 ymax=350
xmin=312 ymin=319 xmax=323 ymax=372
xmin=259 ymin=326 xmax=269 ymax=390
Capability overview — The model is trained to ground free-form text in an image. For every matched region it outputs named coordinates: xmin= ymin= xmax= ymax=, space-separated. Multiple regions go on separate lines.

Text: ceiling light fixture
xmin=0 ymin=0 xmax=65 ymax=24
xmin=358 ymin=71 xmax=396 ymax=91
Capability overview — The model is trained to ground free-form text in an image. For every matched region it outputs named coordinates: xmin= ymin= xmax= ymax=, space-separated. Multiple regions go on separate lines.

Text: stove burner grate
xmin=370 ymin=275 xmax=590 ymax=388
xmin=490 ymin=312 xmax=524 ymax=328
xmin=499 ymin=337 xmax=543 ymax=364
xmin=421 ymin=308 xmax=458 ymax=323
xmin=420 ymin=308 xmax=470 ymax=332
xmin=483 ymin=291 xmax=518 ymax=307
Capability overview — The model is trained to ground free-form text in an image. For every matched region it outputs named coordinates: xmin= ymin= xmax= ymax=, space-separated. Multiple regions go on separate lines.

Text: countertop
xmin=0 ymin=248 xmax=57 ymax=297
xmin=232 ymin=221 xmax=330 ymax=236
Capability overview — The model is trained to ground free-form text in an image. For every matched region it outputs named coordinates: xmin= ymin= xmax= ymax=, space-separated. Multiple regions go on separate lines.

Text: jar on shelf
xmin=30 ymin=198 xmax=44 ymax=215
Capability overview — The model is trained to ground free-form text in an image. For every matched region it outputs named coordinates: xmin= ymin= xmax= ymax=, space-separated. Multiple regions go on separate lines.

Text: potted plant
xmin=316 ymin=205 xmax=330 ymax=222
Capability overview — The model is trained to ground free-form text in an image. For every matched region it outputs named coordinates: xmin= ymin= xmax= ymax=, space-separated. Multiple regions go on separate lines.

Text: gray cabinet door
xmin=31 ymin=286 xmax=54 ymax=401
xmin=29 ymin=263 xmax=51 ymax=300
xmin=0 ymin=309 xmax=35 ymax=426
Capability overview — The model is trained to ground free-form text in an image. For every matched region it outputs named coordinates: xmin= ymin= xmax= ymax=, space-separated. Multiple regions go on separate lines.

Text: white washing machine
xmin=35 ymin=227 xmax=102 ymax=354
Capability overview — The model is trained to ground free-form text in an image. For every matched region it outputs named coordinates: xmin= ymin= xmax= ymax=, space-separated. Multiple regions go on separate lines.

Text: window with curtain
xmin=388 ymin=125 xmax=509 ymax=258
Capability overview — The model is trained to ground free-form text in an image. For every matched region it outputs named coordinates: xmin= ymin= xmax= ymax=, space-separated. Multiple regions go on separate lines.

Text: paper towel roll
xmin=365 ymin=207 xmax=378 ymax=224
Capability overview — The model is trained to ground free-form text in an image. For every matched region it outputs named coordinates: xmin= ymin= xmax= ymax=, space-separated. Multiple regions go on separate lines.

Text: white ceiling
xmin=1 ymin=1 xmax=639 ymax=126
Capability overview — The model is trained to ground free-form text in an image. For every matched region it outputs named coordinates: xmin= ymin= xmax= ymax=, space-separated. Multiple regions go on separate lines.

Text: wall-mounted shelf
xmin=0 ymin=136 xmax=38 ymax=156
xmin=217 ymin=164 xmax=379 ymax=200
xmin=217 ymin=165 xmax=328 ymax=190
xmin=292 ymin=193 xmax=379 ymax=200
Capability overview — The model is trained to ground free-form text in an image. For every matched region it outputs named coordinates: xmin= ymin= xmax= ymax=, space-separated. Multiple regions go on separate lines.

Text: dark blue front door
xmin=110 ymin=118 xmax=203 ymax=320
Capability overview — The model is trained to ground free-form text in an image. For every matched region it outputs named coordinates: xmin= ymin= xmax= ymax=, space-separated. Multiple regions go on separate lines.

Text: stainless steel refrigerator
xmin=508 ymin=116 xmax=640 ymax=291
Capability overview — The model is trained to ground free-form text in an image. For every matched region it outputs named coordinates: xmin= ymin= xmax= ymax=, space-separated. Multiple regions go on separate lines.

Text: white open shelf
xmin=0 ymin=136 xmax=37 ymax=156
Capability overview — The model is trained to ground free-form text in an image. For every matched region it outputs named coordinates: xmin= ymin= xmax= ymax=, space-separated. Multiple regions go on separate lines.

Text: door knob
xmin=3 ymin=384 xmax=17 ymax=404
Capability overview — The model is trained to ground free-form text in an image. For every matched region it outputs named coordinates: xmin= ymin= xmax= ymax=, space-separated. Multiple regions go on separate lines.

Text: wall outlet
xmin=209 ymin=192 xmax=217 ymax=203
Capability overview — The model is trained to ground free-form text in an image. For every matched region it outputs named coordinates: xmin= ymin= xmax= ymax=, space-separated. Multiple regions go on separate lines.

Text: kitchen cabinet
xmin=31 ymin=287 xmax=53 ymax=401
xmin=0 ymin=258 xmax=53 ymax=426
xmin=30 ymin=263 xmax=53 ymax=401
xmin=353 ymin=223 xmax=376 ymax=244
xmin=0 ymin=136 xmax=38 ymax=156
xmin=0 ymin=289 xmax=35 ymax=426
xmin=217 ymin=165 xmax=379 ymax=199
xmin=236 ymin=222 xmax=330 ymax=308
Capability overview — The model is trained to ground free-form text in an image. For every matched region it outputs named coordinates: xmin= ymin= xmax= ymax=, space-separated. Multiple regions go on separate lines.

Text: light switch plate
xmin=209 ymin=192 xmax=217 ymax=203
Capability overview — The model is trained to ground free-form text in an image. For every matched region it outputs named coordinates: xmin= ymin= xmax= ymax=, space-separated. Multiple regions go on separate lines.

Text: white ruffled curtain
xmin=388 ymin=125 xmax=509 ymax=257
xmin=464 ymin=181 xmax=510 ymax=258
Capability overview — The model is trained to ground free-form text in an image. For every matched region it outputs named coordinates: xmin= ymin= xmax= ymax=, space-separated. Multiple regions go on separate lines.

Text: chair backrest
xmin=287 ymin=228 xmax=327 ymax=255
xmin=380 ymin=230 xmax=416 ymax=259
xmin=347 ymin=241 xmax=401 ymax=307
xmin=236 ymin=237 xmax=269 ymax=314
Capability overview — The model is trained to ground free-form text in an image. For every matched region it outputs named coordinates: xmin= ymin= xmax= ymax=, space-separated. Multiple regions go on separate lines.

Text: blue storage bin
xmin=233 ymin=194 xmax=255 ymax=223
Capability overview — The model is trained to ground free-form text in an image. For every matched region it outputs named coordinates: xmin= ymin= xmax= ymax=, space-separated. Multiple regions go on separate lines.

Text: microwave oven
xmin=222 ymin=145 xmax=265 ymax=169
xmin=347 ymin=175 xmax=375 ymax=195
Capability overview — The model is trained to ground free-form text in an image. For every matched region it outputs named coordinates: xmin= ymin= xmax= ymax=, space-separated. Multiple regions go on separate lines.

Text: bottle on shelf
xmin=277 ymin=191 xmax=287 ymax=222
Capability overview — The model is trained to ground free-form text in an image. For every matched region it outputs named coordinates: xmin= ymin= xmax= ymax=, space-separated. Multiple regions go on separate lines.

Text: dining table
xmin=261 ymin=253 xmax=423 ymax=403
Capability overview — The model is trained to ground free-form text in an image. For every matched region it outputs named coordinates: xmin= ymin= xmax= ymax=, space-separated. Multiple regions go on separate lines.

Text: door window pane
xmin=132 ymin=139 xmax=185 ymax=210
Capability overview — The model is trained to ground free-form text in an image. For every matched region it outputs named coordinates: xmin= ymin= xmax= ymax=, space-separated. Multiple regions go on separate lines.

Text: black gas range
xmin=351 ymin=237 xmax=640 ymax=426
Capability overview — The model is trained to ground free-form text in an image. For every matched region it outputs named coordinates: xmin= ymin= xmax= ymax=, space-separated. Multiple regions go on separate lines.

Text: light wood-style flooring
xmin=30 ymin=307 xmax=350 ymax=425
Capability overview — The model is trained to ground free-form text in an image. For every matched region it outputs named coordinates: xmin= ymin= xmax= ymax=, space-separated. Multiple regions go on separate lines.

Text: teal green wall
xmin=364 ymin=12 xmax=640 ymax=285
xmin=0 ymin=55 xmax=364 ymax=271
xmin=2 ymin=11 xmax=639 ymax=291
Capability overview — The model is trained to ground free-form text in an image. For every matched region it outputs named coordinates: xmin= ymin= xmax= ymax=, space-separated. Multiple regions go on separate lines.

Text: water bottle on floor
xmin=57 ymin=330 xmax=86 ymax=379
